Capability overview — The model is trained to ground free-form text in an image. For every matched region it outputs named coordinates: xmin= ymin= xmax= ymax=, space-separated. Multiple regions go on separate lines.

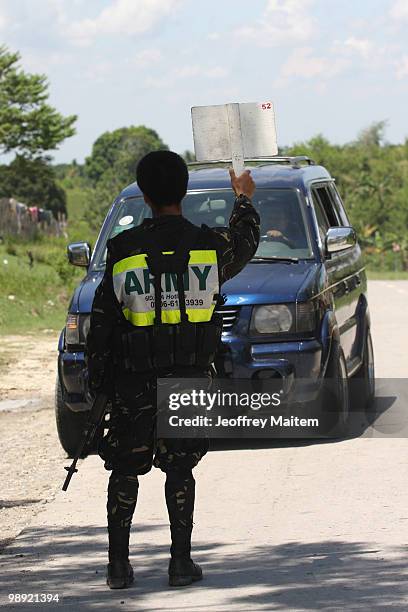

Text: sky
xmin=1 ymin=0 xmax=407 ymax=163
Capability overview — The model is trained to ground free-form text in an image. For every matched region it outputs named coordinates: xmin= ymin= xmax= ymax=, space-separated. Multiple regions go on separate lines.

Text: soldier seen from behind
xmin=85 ymin=151 xmax=259 ymax=589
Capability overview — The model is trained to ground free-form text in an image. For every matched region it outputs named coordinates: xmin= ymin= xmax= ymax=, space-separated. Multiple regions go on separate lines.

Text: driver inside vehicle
xmin=264 ymin=206 xmax=298 ymax=248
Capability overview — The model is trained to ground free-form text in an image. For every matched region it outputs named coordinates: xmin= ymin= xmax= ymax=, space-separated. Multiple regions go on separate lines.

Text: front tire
xmin=351 ymin=328 xmax=375 ymax=411
xmin=321 ymin=340 xmax=350 ymax=437
xmin=55 ymin=377 xmax=89 ymax=457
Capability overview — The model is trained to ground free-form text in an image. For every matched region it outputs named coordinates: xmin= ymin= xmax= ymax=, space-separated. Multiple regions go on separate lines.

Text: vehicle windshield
xmin=91 ymin=188 xmax=313 ymax=270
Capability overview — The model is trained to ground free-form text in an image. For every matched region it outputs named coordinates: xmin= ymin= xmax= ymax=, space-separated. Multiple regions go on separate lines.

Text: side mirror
xmin=67 ymin=242 xmax=91 ymax=267
xmin=325 ymin=227 xmax=356 ymax=255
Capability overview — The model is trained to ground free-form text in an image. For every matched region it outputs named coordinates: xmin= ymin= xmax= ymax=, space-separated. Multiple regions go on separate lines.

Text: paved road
xmin=1 ymin=281 xmax=407 ymax=611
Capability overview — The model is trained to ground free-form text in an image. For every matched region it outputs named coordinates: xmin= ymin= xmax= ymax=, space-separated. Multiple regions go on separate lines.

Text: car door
xmin=310 ymin=182 xmax=362 ymax=368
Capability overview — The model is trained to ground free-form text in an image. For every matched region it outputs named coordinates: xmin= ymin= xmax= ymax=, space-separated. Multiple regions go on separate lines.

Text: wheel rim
xmin=338 ymin=354 xmax=350 ymax=422
xmin=366 ymin=332 xmax=375 ymax=398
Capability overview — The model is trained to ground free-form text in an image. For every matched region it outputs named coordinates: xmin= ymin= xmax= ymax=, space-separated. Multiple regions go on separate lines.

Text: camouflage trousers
xmin=98 ymin=376 xmax=208 ymax=530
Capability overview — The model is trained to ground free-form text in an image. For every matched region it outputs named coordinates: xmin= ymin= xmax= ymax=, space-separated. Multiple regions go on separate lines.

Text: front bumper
xmin=58 ymin=334 xmax=323 ymax=411
xmin=219 ymin=334 xmax=322 ymax=377
xmin=215 ymin=334 xmax=323 ymax=403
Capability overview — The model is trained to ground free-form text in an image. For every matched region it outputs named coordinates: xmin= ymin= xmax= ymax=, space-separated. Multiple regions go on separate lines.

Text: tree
xmin=284 ymin=126 xmax=408 ymax=271
xmin=84 ymin=126 xmax=168 ymax=227
xmin=85 ymin=126 xmax=167 ymax=185
xmin=182 ymin=150 xmax=195 ymax=163
xmin=355 ymin=121 xmax=388 ymax=148
xmin=0 ymin=46 xmax=77 ymax=158
xmin=0 ymin=156 xmax=67 ymax=216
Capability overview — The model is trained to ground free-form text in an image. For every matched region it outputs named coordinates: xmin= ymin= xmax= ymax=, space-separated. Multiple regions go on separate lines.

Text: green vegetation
xmin=0 ymin=156 xmax=67 ymax=216
xmin=366 ymin=269 xmax=408 ymax=280
xmin=0 ymin=46 xmax=76 ymax=158
xmin=0 ymin=45 xmax=77 ymax=216
xmin=0 ymin=121 xmax=168 ymax=334
xmin=0 ymin=162 xmax=98 ymax=334
xmin=285 ymin=122 xmax=408 ymax=273
xmin=84 ymin=125 xmax=168 ymax=228
xmin=0 ymin=238 xmax=84 ymax=334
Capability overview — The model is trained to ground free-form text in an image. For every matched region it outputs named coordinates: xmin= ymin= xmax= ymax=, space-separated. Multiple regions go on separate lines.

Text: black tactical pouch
xmin=174 ymin=321 xmax=197 ymax=366
xmin=127 ymin=327 xmax=153 ymax=372
xmin=114 ymin=327 xmax=153 ymax=372
xmin=152 ymin=324 xmax=175 ymax=368
xmin=196 ymin=314 xmax=223 ymax=368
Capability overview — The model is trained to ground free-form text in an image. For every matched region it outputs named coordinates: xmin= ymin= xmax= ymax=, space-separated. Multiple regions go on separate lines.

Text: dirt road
xmin=0 ymin=334 xmax=64 ymax=549
xmin=0 ymin=281 xmax=407 ymax=610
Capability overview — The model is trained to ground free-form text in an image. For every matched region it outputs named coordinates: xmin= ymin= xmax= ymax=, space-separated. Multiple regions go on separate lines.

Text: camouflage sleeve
xmin=210 ymin=195 xmax=260 ymax=283
xmin=85 ymin=241 xmax=121 ymax=391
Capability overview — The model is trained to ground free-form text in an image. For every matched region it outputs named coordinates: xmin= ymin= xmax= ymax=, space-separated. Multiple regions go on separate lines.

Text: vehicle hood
xmin=222 ymin=262 xmax=320 ymax=306
xmin=70 ymin=262 xmax=321 ymax=313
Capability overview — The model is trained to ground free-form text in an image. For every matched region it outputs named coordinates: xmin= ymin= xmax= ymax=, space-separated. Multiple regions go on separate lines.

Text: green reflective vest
xmin=113 ymin=249 xmax=219 ymax=326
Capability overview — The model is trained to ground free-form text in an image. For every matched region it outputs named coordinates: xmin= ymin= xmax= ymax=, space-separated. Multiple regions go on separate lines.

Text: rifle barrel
xmin=61 ymin=391 xmax=109 ymax=492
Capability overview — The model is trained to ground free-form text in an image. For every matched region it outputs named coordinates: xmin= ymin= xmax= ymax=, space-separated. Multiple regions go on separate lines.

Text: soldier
xmin=85 ymin=151 xmax=259 ymax=589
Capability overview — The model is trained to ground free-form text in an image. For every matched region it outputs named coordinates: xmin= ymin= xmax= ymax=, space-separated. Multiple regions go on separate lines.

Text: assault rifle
xmin=62 ymin=391 xmax=109 ymax=491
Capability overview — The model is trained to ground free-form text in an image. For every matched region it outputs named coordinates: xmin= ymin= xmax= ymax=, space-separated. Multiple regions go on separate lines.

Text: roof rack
xmin=188 ymin=156 xmax=315 ymax=170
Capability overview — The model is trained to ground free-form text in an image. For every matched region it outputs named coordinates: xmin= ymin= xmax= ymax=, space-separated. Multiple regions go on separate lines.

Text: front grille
xmin=215 ymin=306 xmax=241 ymax=331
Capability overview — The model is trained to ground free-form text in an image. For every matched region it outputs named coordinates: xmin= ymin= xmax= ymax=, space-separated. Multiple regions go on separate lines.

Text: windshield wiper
xmin=251 ymin=256 xmax=299 ymax=263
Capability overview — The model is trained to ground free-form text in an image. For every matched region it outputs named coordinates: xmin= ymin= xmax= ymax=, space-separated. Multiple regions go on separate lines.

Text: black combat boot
xmin=107 ymin=527 xmax=134 ymax=589
xmin=168 ymin=525 xmax=203 ymax=587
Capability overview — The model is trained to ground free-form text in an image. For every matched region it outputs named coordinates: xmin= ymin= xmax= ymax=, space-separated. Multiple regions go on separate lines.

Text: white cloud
xmin=0 ymin=0 xmax=12 ymax=31
xmin=390 ymin=0 xmax=408 ymax=21
xmin=145 ymin=64 xmax=229 ymax=88
xmin=281 ymin=47 xmax=327 ymax=79
xmin=133 ymin=48 xmax=162 ymax=67
xmin=279 ymin=47 xmax=347 ymax=81
xmin=332 ymin=37 xmax=398 ymax=75
xmin=234 ymin=0 xmax=316 ymax=47
xmin=343 ymin=37 xmax=373 ymax=59
xmin=174 ymin=64 xmax=201 ymax=79
xmin=205 ymin=66 xmax=228 ymax=78
xmin=395 ymin=55 xmax=408 ymax=79
xmin=83 ymin=60 xmax=115 ymax=82
xmin=173 ymin=64 xmax=227 ymax=80
xmin=67 ymin=0 xmax=183 ymax=46
xmin=0 ymin=7 xmax=6 ymax=30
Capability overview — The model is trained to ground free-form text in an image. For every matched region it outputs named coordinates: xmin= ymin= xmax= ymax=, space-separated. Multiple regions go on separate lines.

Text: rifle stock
xmin=62 ymin=392 xmax=109 ymax=491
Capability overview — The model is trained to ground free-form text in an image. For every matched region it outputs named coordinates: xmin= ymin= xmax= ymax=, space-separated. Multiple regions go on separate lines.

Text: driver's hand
xmin=267 ymin=229 xmax=283 ymax=238
xmin=229 ymin=168 xmax=256 ymax=199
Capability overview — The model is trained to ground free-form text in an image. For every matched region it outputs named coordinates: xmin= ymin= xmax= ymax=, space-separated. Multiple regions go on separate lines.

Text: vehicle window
xmin=313 ymin=185 xmax=340 ymax=227
xmin=311 ymin=190 xmax=330 ymax=243
xmin=328 ymin=184 xmax=350 ymax=226
xmin=91 ymin=189 xmax=314 ymax=270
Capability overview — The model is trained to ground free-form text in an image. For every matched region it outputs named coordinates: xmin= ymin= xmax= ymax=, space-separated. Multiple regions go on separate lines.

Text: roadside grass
xmin=366 ymin=269 xmax=408 ymax=280
xmin=0 ymin=185 xmax=96 ymax=335
xmin=0 ymin=242 xmax=84 ymax=335
xmin=64 ymin=186 xmax=97 ymax=244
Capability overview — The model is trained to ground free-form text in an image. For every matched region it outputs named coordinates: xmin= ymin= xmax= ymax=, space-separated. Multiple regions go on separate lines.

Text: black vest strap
xmin=145 ymin=225 xmax=201 ymax=325
xmin=177 ymin=272 xmax=187 ymax=322
xmin=154 ymin=274 xmax=162 ymax=324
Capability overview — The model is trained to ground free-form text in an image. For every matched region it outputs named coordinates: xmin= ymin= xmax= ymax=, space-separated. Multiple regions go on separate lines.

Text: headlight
xmin=65 ymin=314 xmax=90 ymax=346
xmin=251 ymin=305 xmax=294 ymax=334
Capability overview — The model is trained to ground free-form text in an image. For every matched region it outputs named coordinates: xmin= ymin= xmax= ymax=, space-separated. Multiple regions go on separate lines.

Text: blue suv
xmin=56 ymin=157 xmax=375 ymax=454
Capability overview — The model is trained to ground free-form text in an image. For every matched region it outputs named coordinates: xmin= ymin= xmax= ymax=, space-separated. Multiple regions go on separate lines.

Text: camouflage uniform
xmin=86 ymin=195 xmax=259 ymax=549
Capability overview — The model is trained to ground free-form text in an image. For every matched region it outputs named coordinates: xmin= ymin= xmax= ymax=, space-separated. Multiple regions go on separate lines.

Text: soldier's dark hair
xmin=136 ymin=150 xmax=189 ymax=207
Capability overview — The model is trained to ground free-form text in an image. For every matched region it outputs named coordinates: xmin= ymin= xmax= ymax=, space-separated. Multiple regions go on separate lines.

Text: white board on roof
xmin=191 ymin=101 xmax=278 ymax=176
